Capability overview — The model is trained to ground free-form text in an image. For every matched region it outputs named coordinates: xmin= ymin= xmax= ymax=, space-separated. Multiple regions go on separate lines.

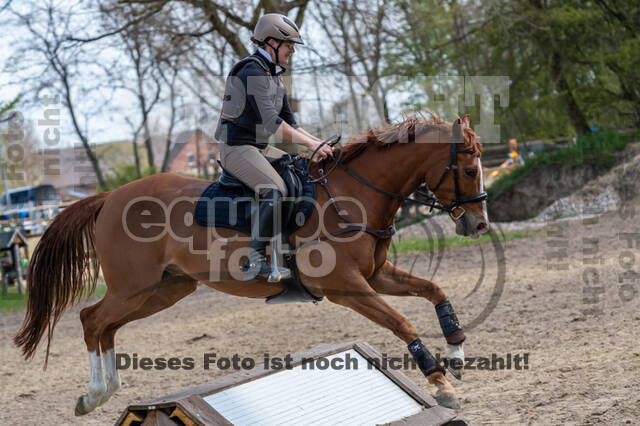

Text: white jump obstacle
xmin=117 ymin=341 xmax=467 ymax=426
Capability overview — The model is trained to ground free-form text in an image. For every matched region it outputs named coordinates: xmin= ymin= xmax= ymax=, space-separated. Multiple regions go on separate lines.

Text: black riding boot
xmin=242 ymin=189 xmax=289 ymax=281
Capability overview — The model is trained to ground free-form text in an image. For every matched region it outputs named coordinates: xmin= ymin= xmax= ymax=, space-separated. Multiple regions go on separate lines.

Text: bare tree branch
xmin=10 ymin=2 xmax=107 ymax=187
xmin=67 ymin=1 xmax=168 ymax=43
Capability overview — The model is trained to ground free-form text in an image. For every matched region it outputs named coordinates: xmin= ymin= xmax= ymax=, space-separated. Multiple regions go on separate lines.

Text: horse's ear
xmin=461 ymin=114 xmax=471 ymax=129
xmin=452 ymin=118 xmax=463 ymax=143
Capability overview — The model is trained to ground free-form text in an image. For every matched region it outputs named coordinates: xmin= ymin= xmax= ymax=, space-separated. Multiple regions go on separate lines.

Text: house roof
xmin=162 ymin=129 xmax=218 ymax=166
xmin=0 ymin=229 xmax=27 ymax=249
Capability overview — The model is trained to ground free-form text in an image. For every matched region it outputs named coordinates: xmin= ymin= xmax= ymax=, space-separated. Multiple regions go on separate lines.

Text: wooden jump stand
xmin=117 ymin=341 xmax=468 ymax=426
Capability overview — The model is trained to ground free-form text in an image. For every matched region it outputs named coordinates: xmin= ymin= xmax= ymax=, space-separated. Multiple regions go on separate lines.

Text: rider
xmin=215 ymin=13 xmax=332 ymax=281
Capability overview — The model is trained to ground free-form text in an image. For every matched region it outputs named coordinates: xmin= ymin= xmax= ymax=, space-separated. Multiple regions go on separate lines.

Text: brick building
xmin=162 ymin=129 xmax=220 ymax=179
xmin=39 ymin=129 xmax=220 ymax=200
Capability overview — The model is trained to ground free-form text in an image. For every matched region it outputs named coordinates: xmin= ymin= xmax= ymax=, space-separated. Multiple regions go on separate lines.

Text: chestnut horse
xmin=15 ymin=113 xmax=489 ymax=415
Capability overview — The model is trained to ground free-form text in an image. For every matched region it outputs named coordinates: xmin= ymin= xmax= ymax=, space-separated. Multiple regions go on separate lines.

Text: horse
xmin=14 ymin=112 xmax=489 ymax=415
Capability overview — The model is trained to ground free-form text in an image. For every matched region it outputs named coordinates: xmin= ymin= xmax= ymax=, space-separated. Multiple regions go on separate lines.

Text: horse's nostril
xmin=477 ymin=222 xmax=486 ymax=230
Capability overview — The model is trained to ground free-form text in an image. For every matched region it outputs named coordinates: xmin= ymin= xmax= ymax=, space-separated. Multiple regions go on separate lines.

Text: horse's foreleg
xmin=326 ymin=276 xmax=459 ymax=409
xmin=367 ymin=261 xmax=466 ymax=375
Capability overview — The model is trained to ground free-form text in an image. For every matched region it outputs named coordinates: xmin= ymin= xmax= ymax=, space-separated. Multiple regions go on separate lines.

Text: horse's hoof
xmin=435 ymin=391 xmax=461 ymax=410
xmin=75 ymin=396 xmax=89 ymax=416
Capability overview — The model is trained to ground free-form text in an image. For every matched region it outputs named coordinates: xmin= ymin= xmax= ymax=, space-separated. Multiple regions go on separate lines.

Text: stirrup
xmin=242 ymin=245 xmax=291 ymax=282
xmin=267 ymin=243 xmax=291 ymax=282
xmin=242 ymin=252 xmax=267 ymax=281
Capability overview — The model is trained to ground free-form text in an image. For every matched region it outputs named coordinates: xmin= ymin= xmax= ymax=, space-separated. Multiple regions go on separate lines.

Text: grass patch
xmin=0 ymin=285 xmax=28 ymax=313
xmin=0 ymin=283 xmax=108 ymax=313
xmin=390 ymin=230 xmax=541 ymax=255
xmin=488 ymin=129 xmax=640 ymax=197
xmin=553 ymin=213 xmax=579 ymax=220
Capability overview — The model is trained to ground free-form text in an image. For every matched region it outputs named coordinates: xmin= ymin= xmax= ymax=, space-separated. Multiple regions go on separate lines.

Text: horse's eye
xmin=464 ymin=168 xmax=477 ymax=178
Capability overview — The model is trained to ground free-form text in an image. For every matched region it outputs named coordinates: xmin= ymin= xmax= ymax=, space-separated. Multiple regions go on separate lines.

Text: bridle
xmin=415 ymin=135 xmax=488 ymax=220
xmin=306 ymin=134 xmax=488 ymax=224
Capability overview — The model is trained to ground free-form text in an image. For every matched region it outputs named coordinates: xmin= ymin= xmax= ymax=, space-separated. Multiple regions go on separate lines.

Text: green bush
xmin=488 ymin=129 xmax=640 ymax=197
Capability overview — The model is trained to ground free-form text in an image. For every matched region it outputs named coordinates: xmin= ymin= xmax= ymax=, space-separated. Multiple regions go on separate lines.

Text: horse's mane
xmin=337 ymin=110 xmax=482 ymax=164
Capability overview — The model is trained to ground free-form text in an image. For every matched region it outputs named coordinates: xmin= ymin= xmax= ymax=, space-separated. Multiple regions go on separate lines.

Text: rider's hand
xmin=308 ymin=140 xmax=333 ymax=160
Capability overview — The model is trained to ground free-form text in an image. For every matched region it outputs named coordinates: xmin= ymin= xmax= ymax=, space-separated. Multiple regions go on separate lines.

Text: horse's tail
xmin=14 ymin=191 xmax=109 ymax=368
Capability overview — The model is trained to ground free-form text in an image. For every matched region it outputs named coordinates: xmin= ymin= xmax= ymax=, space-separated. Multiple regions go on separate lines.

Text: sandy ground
xmin=1 ymin=203 xmax=639 ymax=425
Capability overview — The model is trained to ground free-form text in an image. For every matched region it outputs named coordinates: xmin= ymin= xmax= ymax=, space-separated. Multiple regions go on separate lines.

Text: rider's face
xmin=267 ymin=40 xmax=296 ymax=64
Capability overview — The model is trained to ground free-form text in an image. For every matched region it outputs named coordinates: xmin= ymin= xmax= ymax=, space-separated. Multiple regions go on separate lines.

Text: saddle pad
xmin=193 ymin=156 xmax=317 ymax=236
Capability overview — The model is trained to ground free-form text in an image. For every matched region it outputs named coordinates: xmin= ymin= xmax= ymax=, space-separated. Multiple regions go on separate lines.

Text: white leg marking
xmin=100 ymin=348 xmax=121 ymax=404
xmin=81 ymin=351 xmax=107 ymax=412
xmin=446 ymin=342 xmax=465 ymax=363
xmin=478 ymin=158 xmax=489 ymax=224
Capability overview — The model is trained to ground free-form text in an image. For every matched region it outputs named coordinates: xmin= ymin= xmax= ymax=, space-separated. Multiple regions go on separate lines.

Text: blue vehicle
xmin=0 ymin=184 xmax=61 ymax=221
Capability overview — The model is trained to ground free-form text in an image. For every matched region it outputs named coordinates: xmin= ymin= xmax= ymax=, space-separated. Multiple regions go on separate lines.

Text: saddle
xmin=194 ymin=153 xmax=322 ymax=305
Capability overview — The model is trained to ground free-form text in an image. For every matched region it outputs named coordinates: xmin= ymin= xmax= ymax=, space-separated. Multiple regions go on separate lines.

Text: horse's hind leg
xmin=75 ymin=289 xmax=153 ymax=415
xmin=75 ymin=284 xmax=179 ymax=416
xmin=75 ymin=260 xmax=176 ymax=414
xmin=75 ymin=299 xmax=109 ymax=415
xmin=96 ymin=277 xmax=197 ymax=406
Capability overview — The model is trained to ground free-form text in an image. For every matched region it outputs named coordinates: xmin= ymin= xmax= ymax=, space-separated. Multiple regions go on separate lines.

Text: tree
xmin=0 ymin=96 xmax=21 ymax=123
xmin=2 ymin=120 xmax=45 ymax=187
xmin=157 ymin=56 xmax=183 ymax=173
xmin=388 ymin=0 xmax=640 ymax=139
xmin=103 ymin=16 xmax=164 ymax=175
xmin=98 ymin=2 xmax=199 ymax=174
xmin=120 ymin=30 xmax=162 ymax=175
xmin=487 ymin=0 xmax=639 ymax=131
xmin=101 ymin=0 xmax=311 ymax=62
xmin=7 ymin=1 xmax=110 ymax=187
xmin=313 ymin=0 xmax=395 ymax=125
xmin=578 ymin=0 xmax=640 ymax=126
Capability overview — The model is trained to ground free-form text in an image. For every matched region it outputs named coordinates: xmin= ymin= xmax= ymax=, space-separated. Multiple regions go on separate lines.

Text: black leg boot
xmin=242 ymin=189 xmax=289 ymax=281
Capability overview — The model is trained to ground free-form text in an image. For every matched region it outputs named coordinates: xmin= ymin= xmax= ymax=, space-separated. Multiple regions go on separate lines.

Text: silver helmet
xmin=252 ymin=13 xmax=304 ymax=45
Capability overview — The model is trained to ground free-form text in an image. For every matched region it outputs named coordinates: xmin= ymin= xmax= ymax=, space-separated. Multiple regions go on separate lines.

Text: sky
xmin=0 ymin=1 xmax=416 ymax=151
xmin=0 ymin=1 xmax=507 ymax=152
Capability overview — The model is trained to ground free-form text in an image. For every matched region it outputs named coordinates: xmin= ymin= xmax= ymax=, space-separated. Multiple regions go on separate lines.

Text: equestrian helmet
xmin=252 ymin=14 xmax=304 ymax=45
